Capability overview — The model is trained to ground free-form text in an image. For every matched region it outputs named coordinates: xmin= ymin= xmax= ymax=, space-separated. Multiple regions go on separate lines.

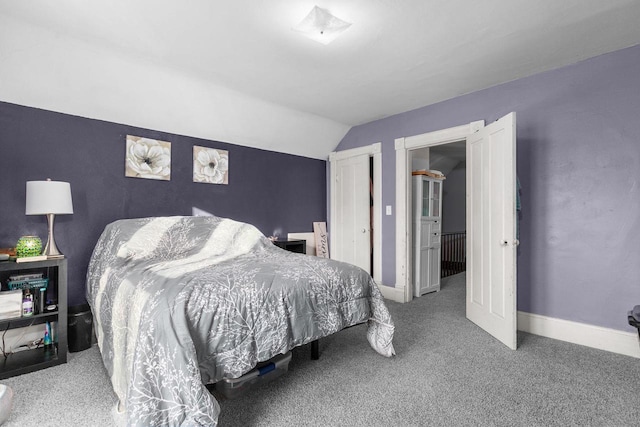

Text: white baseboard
xmin=518 ymin=311 xmax=640 ymax=359
xmin=377 ymin=283 xmax=405 ymax=303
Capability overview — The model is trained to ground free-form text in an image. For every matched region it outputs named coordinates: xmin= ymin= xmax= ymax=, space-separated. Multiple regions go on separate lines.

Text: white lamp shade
xmin=25 ymin=181 xmax=74 ymax=215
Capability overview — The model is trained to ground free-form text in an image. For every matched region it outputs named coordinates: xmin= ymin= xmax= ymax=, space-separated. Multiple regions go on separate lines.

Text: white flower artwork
xmin=125 ymin=135 xmax=171 ymax=181
xmin=193 ymin=146 xmax=229 ymax=185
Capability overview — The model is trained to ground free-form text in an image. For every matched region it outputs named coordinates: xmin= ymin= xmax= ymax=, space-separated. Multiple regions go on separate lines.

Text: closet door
xmin=332 ymin=154 xmax=371 ymax=272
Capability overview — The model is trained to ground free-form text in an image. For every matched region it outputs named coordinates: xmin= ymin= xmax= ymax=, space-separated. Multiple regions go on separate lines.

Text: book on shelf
xmin=13 ymin=255 xmax=48 ymax=263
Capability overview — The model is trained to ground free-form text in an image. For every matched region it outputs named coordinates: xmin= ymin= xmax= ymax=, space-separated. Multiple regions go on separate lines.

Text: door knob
xmin=361 ymin=228 xmax=367 ymax=233
xmin=501 ymin=240 xmax=508 ymax=246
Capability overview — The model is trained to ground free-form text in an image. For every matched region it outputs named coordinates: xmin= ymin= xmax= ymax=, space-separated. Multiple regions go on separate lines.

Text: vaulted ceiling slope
xmin=2 ymin=1 xmax=640 ymax=159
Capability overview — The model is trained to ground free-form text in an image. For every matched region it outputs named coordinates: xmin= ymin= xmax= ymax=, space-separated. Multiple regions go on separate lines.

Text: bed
xmin=86 ymin=215 xmax=395 ymax=426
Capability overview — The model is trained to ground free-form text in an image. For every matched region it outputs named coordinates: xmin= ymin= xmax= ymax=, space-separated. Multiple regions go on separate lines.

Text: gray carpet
xmin=2 ymin=273 xmax=639 ymax=426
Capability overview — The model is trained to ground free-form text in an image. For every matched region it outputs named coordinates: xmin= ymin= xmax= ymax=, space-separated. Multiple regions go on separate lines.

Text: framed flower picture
xmin=193 ymin=146 xmax=229 ymax=184
xmin=125 ymin=135 xmax=171 ymax=181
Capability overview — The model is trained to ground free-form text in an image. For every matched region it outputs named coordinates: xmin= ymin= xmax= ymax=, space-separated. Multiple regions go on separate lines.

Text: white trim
xmin=518 ymin=311 xmax=640 ymax=359
xmin=394 ymin=121 xmax=484 ymax=303
xmin=372 ymin=147 xmax=382 ymax=284
xmin=403 ymin=121 xmax=484 ymax=149
xmin=329 ymin=143 xmax=382 ymax=284
xmin=377 ymin=283 xmax=405 ymax=303
xmin=394 ymin=137 xmax=411 ymax=303
xmin=329 ymin=143 xmax=381 ymax=161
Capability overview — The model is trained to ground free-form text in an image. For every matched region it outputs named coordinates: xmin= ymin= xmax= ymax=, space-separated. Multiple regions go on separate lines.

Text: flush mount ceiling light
xmin=293 ymin=6 xmax=352 ymax=45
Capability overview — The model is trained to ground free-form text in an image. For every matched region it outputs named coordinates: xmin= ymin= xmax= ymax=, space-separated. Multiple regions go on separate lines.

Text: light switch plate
xmin=386 ymin=205 xmax=392 ymax=215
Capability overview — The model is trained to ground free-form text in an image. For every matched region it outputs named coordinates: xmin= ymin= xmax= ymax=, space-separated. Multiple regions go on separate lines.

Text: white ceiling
xmin=2 ymin=1 xmax=640 ymax=159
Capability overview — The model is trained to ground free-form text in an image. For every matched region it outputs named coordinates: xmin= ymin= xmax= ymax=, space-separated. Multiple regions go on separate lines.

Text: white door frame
xmin=329 ymin=143 xmax=382 ymax=284
xmin=395 ymin=121 xmax=484 ymax=302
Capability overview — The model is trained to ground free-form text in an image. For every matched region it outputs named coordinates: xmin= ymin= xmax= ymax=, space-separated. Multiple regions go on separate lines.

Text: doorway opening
xmin=409 ymin=141 xmax=467 ymax=298
xmin=394 ymin=120 xmax=483 ymax=303
xmin=395 ymin=114 xmax=518 ymax=350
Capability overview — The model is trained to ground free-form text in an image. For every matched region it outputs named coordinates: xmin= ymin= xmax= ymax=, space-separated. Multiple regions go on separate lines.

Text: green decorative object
xmin=15 ymin=236 xmax=42 ymax=258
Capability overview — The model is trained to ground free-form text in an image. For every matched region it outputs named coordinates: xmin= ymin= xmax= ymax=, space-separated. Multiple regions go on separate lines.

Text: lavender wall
xmin=337 ymin=44 xmax=640 ymax=332
xmin=0 ymin=102 xmax=327 ymax=306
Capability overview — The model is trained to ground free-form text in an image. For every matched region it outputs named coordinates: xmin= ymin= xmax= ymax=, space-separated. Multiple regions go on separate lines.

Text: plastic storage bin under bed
xmin=212 ymin=351 xmax=292 ymax=399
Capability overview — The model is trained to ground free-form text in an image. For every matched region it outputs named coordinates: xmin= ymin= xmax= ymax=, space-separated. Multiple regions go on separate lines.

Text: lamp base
xmin=43 ymin=213 xmax=64 ymax=258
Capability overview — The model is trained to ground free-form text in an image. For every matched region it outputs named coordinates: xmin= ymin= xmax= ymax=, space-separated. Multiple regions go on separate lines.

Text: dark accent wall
xmin=0 ymin=102 xmax=327 ymax=306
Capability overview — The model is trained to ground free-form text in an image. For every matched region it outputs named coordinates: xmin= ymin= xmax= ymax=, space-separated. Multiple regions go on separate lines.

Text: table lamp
xmin=25 ymin=179 xmax=74 ymax=257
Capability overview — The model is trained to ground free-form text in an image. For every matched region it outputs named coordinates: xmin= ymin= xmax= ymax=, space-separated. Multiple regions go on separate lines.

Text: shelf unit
xmin=0 ymin=258 xmax=67 ymax=379
xmin=412 ymin=175 xmax=443 ymax=296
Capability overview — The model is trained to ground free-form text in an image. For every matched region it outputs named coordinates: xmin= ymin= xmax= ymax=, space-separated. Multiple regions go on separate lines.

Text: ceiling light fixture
xmin=293 ymin=6 xmax=352 ymax=45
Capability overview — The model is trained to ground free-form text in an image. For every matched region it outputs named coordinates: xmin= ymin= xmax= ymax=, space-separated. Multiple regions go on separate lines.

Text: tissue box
xmin=0 ymin=291 xmax=23 ymax=320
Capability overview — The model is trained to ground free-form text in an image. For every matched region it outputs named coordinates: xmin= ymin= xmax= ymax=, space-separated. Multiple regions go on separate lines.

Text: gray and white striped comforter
xmin=86 ymin=215 xmax=395 ymax=426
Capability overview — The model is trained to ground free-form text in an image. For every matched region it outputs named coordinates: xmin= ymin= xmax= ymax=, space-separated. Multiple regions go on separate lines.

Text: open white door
xmin=466 ymin=112 xmax=517 ymax=349
xmin=331 ymin=154 xmax=371 ymax=272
